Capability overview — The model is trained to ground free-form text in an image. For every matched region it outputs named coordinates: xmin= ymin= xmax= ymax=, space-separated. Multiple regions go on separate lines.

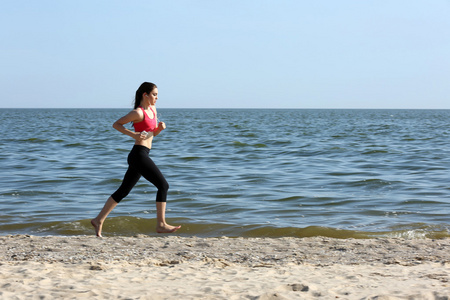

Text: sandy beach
xmin=1 ymin=235 xmax=449 ymax=299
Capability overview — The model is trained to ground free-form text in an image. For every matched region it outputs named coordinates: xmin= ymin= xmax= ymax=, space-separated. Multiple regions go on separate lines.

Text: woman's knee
xmin=111 ymin=191 xmax=128 ymax=203
xmin=160 ymin=179 xmax=169 ymax=192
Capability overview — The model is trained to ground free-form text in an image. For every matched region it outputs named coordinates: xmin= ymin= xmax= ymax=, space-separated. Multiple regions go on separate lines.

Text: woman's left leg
xmin=135 ymin=155 xmax=181 ymax=233
xmin=156 ymin=201 xmax=180 ymax=233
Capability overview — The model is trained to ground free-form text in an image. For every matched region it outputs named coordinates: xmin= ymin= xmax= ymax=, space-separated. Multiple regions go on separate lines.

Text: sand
xmin=1 ymin=235 xmax=449 ymax=299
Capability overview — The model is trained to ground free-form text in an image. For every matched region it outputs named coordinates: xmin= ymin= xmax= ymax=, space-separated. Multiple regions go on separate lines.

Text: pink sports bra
xmin=133 ymin=106 xmax=157 ymax=132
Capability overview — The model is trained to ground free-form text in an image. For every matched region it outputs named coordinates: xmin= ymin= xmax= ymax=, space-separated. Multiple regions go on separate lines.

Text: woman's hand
xmin=152 ymin=122 xmax=166 ymax=137
xmin=133 ymin=131 xmax=151 ymax=141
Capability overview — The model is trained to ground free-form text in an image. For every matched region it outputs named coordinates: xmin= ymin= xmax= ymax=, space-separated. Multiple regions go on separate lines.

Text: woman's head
xmin=134 ymin=82 xmax=158 ymax=109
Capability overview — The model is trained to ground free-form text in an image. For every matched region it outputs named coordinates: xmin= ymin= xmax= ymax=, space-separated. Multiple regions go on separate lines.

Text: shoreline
xmin=2 ymin=235 xmax=450 ymax=266
xmin=1 ymin=235 xmax=449 ymax=299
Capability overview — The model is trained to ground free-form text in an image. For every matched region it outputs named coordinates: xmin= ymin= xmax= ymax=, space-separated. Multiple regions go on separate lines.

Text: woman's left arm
xmin=152 ymin=107 xmax=166 ymax=137
xmin=153 ymin=122 xmax=166 ymax=137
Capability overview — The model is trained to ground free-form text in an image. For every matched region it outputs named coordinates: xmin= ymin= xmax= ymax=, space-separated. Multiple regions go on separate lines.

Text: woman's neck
xmin=140 ymin=104 xmax=154 ymax=110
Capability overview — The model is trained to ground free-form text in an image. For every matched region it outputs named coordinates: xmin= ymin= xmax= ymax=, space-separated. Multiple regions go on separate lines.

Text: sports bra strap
xmin=139 ymin=106 xmax=156 ymax=119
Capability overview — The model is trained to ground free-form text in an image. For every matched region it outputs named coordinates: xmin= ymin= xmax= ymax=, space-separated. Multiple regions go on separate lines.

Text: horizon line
xmin=1 ymin=107 xmax=450 ymax=110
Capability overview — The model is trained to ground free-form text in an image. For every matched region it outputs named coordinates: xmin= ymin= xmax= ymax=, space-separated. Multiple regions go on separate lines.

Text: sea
xmin=0 ymin=108 xmax=449 ymax=239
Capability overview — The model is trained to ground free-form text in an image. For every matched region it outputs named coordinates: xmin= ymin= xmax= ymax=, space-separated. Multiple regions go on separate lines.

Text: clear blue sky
xmin=1 ymin=1 xmax=449 ymax=109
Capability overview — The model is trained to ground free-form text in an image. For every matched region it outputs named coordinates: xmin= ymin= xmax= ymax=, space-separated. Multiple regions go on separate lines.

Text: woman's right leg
xmin=91 ymin=167 xmax=141 ymax=237
xmin=91 ymin=196 xmax=117 ymax=237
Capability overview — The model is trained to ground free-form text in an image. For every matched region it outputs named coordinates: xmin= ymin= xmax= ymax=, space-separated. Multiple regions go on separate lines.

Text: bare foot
xmin=91 ymin=219 xmax=103 ymax=237
xmin=156 ymin=224 xmax=181 ymax=233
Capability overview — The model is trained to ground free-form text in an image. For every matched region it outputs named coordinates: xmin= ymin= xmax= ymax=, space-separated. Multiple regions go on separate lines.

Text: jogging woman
xmin=91 ymin=82 xmax=181 ymax=237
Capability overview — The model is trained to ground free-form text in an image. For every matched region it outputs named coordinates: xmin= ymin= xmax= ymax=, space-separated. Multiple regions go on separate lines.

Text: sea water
xmin=0 ymin=108 xmax=449 ymax=238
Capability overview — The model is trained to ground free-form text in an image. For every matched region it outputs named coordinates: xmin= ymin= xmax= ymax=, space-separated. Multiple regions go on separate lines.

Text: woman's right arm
xmin=112 ymin=110 xmax=143 ymax=141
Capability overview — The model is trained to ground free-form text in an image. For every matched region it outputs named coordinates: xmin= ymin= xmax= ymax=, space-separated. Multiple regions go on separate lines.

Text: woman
xmin=91 ymin=82 xmax=181 ymax=237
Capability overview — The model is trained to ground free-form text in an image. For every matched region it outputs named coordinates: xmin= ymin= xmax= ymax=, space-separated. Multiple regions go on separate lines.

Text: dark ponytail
xmin=134 ymin=82 xmax=157 ymax=109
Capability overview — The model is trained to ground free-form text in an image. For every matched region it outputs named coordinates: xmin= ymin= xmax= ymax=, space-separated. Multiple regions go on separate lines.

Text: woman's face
xmin=144 ymin=88 xmax=158 ymax=106
xmin=143 ymin=88 xmax=158 ymax=105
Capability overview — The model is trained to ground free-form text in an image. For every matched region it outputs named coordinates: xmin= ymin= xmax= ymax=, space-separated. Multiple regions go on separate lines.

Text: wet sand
xmin=1 ymin=235 xmax=449 ymax=299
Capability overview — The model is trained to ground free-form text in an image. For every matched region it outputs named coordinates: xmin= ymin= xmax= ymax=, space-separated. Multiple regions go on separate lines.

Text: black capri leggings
xmin=111 ymin=145 xmax=169 ymax=203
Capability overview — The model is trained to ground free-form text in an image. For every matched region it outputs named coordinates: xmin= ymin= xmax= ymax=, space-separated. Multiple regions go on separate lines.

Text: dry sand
xmin=1 ymin=235 xmax=449 ymax=299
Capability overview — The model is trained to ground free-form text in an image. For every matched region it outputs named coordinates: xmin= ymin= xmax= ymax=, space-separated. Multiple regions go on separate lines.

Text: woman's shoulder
xmin=132 ymin=107 xmax=145 ymax=119
xmin=118 ymin=108 xmax=144 ymax=123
